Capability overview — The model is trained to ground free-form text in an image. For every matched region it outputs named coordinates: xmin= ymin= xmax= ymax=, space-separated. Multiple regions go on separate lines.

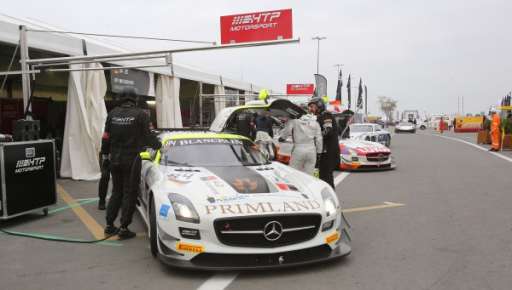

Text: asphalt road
xmin=1 ymin=131 xmax=512 ymax=290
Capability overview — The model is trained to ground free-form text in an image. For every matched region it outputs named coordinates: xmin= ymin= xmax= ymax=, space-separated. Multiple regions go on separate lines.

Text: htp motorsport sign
xmin=220 ymin=9 xmax=293 ymax=44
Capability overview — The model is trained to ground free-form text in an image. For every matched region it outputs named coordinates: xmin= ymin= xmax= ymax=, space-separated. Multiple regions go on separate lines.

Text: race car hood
xmin=339 ymin=139 xmax=391 ymax=155
xmin=156 ymin=162 xmax=327 ymax=217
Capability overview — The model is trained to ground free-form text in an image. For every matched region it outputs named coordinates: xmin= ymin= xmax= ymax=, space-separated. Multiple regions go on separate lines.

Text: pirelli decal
xmin=176 ymin=242 xmax=204 ymax=253
xmin=205 ymin=200 xmax=321 ymax=215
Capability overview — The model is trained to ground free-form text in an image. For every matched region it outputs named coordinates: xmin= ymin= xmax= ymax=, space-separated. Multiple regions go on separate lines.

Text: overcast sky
xmin=2 ymin=0 xmax=512 ymax=116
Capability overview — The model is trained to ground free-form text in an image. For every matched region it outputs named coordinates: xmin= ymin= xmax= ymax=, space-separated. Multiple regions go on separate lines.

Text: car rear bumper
xmin=158 ymin=242 xmax=351 ymax=271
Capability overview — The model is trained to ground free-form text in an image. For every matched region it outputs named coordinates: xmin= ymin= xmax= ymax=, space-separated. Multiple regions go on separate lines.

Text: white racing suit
xmin=254 ymin=131 xmax=276 ymax=160
xmin=279 ymin=114 xmax=323 ymax=175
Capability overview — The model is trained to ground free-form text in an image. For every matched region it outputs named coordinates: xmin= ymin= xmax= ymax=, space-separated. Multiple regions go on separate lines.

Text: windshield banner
xmin=166 ymin=138 xmax=243 ymax=147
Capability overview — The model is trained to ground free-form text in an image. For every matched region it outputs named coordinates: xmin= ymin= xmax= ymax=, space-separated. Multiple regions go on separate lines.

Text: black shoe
xmin=98 ymin=201 xmax=106 ymax=210
xmin=118 ymin=227 xmax=136 ymax=240
xmin=104 ymin=225 xmax=119 ymax=236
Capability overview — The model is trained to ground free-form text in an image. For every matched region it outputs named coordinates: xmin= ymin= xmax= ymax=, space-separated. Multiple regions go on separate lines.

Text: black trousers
xmin=319 ymin=155 xmax=335 ymax=189
xmin=98 ymin=159 xmax=110 ymax=203
xmin=106 ymin=155 xmax=141 ymax=228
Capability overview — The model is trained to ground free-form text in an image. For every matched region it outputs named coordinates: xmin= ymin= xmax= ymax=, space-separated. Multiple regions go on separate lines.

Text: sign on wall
xmin=286 ymin=84 xmax=315 ymax=95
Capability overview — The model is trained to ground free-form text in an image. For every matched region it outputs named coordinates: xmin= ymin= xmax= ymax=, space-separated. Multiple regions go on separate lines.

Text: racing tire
xmin=148 ymin=195 xmax=158 ymax=258
xmin=420 ymin=125 xmax=426 ymax=130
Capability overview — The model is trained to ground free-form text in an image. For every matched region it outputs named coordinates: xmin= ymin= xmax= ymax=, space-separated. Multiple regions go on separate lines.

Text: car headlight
xmin=168 ymin=193 xmax=200 ymax=223
xmin=321 ymin=187 xmax=338 ymax=218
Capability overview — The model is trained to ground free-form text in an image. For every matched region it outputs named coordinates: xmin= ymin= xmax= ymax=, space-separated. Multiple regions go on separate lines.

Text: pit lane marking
xmin=57 ymin=184 xmax=106 ymax=240
xmin=342 ymin=201 xmax=405 ymax=213
xmin=334 ymin=172 xmax=351 ymax=187
xmin=198 ymin=272 xmax=239 ymax=290
xmin=425 ymin=133 xmax=512 ymax=164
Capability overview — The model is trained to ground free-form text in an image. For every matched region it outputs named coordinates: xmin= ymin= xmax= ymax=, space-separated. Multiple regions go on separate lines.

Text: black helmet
xmin=308 ymin=97 xmax=326 ymax=112
xmin=118 ymin=87 xmax=138 ymax=104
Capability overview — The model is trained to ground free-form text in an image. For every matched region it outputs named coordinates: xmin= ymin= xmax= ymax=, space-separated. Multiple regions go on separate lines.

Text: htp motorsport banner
xmin=220 ymin=9 xmax=293 ymax=44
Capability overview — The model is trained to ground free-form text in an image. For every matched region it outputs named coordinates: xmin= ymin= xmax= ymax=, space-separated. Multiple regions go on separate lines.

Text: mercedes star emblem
xmin=263 ymin=221 xmax=283 ymax=241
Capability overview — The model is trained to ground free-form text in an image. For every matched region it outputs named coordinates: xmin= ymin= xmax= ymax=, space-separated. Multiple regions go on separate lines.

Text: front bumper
xmin=339 ymin=157 xmax=396 ymax=171
xmin=395 ymin=128 xmax=416 ymax=133
xmin=158 ymin=242 xmax=351 ymax=271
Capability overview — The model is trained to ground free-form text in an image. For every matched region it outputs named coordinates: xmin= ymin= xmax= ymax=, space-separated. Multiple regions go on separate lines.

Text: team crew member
xmin=101 ymin=88 xmax=161 ymax=239
xmin=308 ymin=97 xmax=340 ymax=188
xmin=279 ymin=113 xmax=322 ymax=175
xmin=490 ymin=110 xmax=501 ymax=151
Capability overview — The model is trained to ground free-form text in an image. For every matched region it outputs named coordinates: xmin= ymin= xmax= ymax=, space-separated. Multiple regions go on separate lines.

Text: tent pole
xmin=19 ymin=25 xmax=31 ymax=113
xmin=199 ymin=82 xmax=203 ymax=127
xmin=26 ymin=39 xmax=300 ymax=65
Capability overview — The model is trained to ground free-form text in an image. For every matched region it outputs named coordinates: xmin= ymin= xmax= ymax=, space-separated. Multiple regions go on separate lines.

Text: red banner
xmin=220 ymin=9 xmax=293 ymax=44
xmin=286 ymin=84 xmax=315 ymax=95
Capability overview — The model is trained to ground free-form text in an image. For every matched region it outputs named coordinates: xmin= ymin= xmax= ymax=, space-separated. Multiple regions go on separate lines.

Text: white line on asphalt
xmin=427 ymin=133 xmax=512 ymax=164
xmin=197 ymin=272 xmax=239 ymax=290
xmin=197 ymin=171 xmax=351 ymax=290
xmin=335 ymin=172 xmax=351 ymax=186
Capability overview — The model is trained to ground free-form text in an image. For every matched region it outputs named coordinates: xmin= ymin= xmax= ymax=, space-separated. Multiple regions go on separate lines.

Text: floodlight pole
xmin=312 ymin=36 xmax=326 ymax=74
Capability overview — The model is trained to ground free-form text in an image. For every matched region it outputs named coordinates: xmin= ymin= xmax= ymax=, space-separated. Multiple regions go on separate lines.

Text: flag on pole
xmin=347 ymin=74 xmax=351 ymax=110
xmin=357 ymin=78 xmax=363 ymax=109
xmin=335 ymin=69 xmax=342 ymax=103
xmin=364 ymin=84 xmax=368 ymax=114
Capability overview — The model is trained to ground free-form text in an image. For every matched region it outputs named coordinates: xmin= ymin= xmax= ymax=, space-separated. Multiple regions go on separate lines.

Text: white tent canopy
xmin=0 ymin=13 xmax=265 ymax=92
xmin=60 ymin=63 xmax=107 ymax=180
xmin=156 ymin=75 xmax=182 ymax=128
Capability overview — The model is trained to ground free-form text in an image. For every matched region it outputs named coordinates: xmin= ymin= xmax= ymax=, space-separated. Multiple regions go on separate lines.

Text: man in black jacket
xmin=100 ymin=88 xmax=161 ymax=239
xmin=308 ymin=97 xmax=340 ymax=189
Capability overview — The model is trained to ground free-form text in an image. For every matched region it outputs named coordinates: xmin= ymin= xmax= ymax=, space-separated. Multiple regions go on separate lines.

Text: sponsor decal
xmin=206 ymin=195 xmax=249 ymax=204
xmin=15 ymin=157 xmax=46 ymax=174
xmin=159 ymin=204 xmax=171 ymax=220
xmin=111 ymin=116 xmax=135 ymax=125
xmin=275 ymin=183 xmax=299 ymax=191
xmin=220 ymin=9 xmax=293 ymax=44
xmin=176 ymin=242 xmax=204 ymax=253
xmin=167 ymin=173 xmax=193 ymax=187
xmin=325 ymin=232 xmax=340 ymax=244
xmin=205 ymin=200 xmax=321 ymax=215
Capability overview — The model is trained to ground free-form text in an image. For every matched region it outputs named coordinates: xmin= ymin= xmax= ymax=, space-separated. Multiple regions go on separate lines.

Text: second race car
xmin=338 ymin=139 xmax=395 ymax=171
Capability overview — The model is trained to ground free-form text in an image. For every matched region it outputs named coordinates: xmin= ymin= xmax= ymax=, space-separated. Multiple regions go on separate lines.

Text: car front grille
xmin=214 ymin=214 xmax=322 ymax=248
xmin=366 ymin=152 xmax=390 ymax=162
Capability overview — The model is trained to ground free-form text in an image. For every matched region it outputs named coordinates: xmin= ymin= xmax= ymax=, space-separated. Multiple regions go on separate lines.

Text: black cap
xmin=118 ymin=87 xmax=138 ymax=104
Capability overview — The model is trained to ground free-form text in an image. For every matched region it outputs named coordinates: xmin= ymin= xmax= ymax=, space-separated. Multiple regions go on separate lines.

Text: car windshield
xmin=350 ymin=125 xmax=374 ymax=133
xmin=160 ymin=138 xmax=269 ymax=167
xmin=399 ymin=122 xmax=412 ymax=126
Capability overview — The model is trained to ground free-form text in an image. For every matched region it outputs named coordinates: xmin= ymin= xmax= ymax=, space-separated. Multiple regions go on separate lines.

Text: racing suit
xmin=101 ymin=102 xmax=161 ymax=229
xmin=280 ymin=114 xmax=323 ymax=176
xmin=317 ymin=111 xmax=341 ymax=188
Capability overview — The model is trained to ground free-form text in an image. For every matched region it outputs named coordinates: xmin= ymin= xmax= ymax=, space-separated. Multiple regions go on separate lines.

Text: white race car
xmin=339 ymin=139 xmax=395 ymax=171
xmin=138 ymin=131 xmax=351 ymax=270
xmin=394 ymin=122 xmax=416 ymax=133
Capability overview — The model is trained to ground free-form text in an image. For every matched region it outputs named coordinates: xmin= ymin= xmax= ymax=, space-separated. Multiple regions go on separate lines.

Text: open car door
xmin=209 ymin=99 xmax=306 ymax=136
